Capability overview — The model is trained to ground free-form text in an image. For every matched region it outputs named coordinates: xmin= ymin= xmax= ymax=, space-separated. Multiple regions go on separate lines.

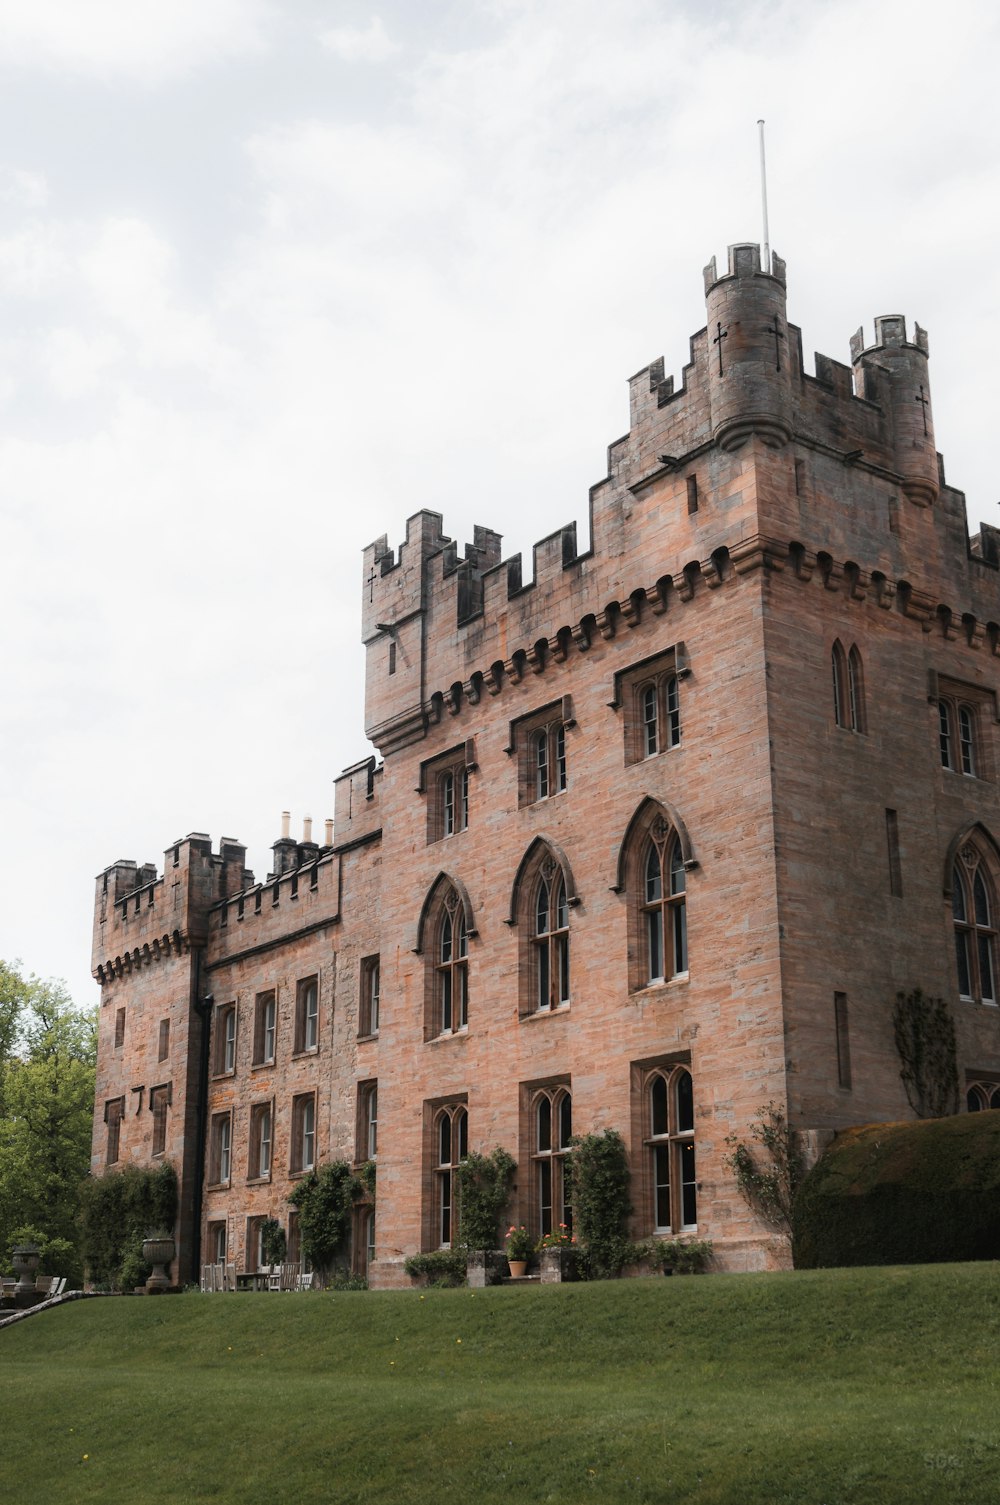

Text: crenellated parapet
xmin=361 ymin=246 xmax=994 ymax=759
xmin=93 ymin=833 xmax=250 ymax=983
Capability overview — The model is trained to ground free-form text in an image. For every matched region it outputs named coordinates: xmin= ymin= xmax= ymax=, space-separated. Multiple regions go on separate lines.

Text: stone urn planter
xmin=142 ymin=1233 xmax=176 ymax=1294
xmin=12 ymin=1242 xmax=41 ymax=1296
xmin=540 ymin=1247 xmax=578 ymax=1284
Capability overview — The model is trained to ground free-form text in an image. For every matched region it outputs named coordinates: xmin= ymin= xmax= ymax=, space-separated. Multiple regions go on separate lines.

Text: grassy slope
xmin=2 ymin=1265 xmax=999 ymax=1505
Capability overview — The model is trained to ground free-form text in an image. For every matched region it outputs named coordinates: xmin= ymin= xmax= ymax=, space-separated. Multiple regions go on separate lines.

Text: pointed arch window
xmin=433 ymin=1104 xmax=468 ymax=1247
xmin=966 ymin=1080 xmax=1000 ymax=1112
xmin=531 ymin=1086 xmax=572 ymax=1238
xmin=437 ymin=889 xmax=469 ymax=1034
xmin=643 ymin=821 xmax=687 ymax=983
xmin=953 ymin=844 xmax=998 ymax=1005
xmin=534 ymin=864 xmax=570 ymax=1012
xmin=644 ymin=1066 xmax=697 ymax=1233
xmin=832 ymin=640 xmax=865 ymax=732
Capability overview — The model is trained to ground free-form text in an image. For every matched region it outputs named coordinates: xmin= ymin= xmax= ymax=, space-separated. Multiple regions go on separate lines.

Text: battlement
xmin=93 ymin=832 xmax=250 ymax=981
xmin=361 ymin=246 xmax=982 ymax=758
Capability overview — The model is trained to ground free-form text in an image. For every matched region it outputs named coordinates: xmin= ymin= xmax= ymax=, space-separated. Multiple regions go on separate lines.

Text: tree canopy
xmin=0 ymin=960 xmax=97 ymax=1287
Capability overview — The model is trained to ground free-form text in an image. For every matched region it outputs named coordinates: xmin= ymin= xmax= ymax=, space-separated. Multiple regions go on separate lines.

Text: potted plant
xmin=537 ymin=1224 xmax=577 ymax=1283
xmin=142 ymin=1229 xmax=176 ymax=1293
xmin=505 ymin=1225 xmax=533 ymax=1278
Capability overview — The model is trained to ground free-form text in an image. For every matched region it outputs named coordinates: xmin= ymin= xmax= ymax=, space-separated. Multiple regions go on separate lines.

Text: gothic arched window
xmin=534 ymin=866 xmax=570 ymax=1012
xmin=531 ymin=1086 xmax=572 ymax=1238
xmin=437 ymin=889 xmax=469 ymax=1034
xmin=645 ymin=1066 xmax=697 ymax=1232
xmin=642 ymin=824 xmax=687 ymax=983
xmin=434 ymin=1104 xmax=468 ymax=1247
xmin=953 ymin=844 xmax=998 ymax=1005
xmin=832 ymin=640 xmax=866 ymax=732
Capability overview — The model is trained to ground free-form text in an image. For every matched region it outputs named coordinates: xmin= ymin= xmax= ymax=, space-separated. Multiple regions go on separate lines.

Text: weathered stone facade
xmin=91 ymin=245 xmax=1000 ymax=1286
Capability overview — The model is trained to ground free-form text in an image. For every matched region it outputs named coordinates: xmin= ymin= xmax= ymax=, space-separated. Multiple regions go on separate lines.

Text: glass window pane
xmin=967 ymin=1087 xmax=984 ymax=1112
xmin=675 ymin=1070 xmax=694 ymax=1133
xmin=457 ymin=1108 xmax=468 ymax=1159
xmin=974 ymin=870 xmax=991 ymax=928
xmin=535 ymin=880 xmax=549 ymax=936
xmin=647 ymin=908 xmax=663 ymax=981
xmin=558 ymin=1093 xmax=572 ymax=1149
xmin=679 ymin=1140 xmax=697 ymax=1226
xmin=642 ymin=685 xmax=657 ymax=756
xmin=654 ymin=1144 xmax=671 ymax=1228
xmin=651 ymin=1075 xmax=668 ymax=1136
xmin=439 ymin=1113 xmax=451 ymax=1165
xmin=537 ymin=1096 xmax=551 ymax=1152
xmin=953 ymin=871 xmax=967 ymax=922
xmin=666 ymin=675 xmax=680 ymax=746
xmin=645 ymin=845 xmax=662 ymax=903
xmin=979 ymin=934 xmax=996 ymax=1003
xmin=956 ymin=930 xmax=972 ymax=998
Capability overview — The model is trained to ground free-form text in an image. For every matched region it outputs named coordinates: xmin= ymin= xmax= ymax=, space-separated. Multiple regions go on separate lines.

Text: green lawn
xmin=2 ymin=1264 xmax=999 ymax=1504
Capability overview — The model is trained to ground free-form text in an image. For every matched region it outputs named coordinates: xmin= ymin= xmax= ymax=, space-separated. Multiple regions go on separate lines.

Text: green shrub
xmin=79 ymin=1162 xmax=178 ymax=1291
xmin=630 ymin=1237 xmax=714 ymax=1275
xmin=288 ymin=1161 xmax=364 ymax=1275
xmin=259 ymin=1218 xmax=287 ymax=1266
xmin=722 ymin=1102 xmax=804 ymax=1234
xmin=793 ymin=1112 xmax=1000 ymax=1267
xmin=892 ymin=989 xmax=959 ymax=1118
xmin=568 ymin=1128 xmax=631 ymax=1278
xmin=453 ymin=1146 xmax=514 ymax=1250
xmin=403 ymin=1250 xmax=467 ymax=1287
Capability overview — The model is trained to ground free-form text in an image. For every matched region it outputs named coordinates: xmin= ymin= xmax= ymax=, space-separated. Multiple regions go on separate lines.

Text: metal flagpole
xmin=758 ymin=118 xmax=770 ymax=274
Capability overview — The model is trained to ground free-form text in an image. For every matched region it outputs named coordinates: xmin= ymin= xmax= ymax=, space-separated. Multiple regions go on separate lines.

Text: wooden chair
xmin=296 ymin=1272 xmax=314 ymax=1291
xmin=224 ymin=1263 xmax=237 ymax=1293
xmin=34 ymin=1274 xmax=54 ymax=1296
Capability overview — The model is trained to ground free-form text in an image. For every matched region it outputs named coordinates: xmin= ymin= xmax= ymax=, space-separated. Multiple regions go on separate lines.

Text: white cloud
xmin=0 ymin=167 xmax=49 ymax=208
xmin=318 ymin=16 xmax=399 ymax=64
xmin=0 ymin=0 xmax=271 ymax=81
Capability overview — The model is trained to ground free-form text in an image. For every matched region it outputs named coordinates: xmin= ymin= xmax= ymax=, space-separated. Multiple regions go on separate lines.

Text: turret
xmin=850 ymin=316 xmax=938 ymax=507
xmin=703 ymin=243 xmax=793 ymax=451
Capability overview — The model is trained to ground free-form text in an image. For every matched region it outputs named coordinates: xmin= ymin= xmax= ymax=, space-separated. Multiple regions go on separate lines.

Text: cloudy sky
xmin=1 ymin=0 xmax=999 ymax=1005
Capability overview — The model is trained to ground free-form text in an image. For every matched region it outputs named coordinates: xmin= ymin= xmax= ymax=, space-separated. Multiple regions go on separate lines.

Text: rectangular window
xmin=295 ymin=977 xmax=319 ymax=1054
xmin=360 ymin=956 xmax=380 ymax=1037
xmin=253 ymin=991 xmax=277 ymax=1065
xmin=214 ymin=1004 xmax=237 ymax=1076
xmin=291 ymin=1093 xmax=316 ymax=1173
xmin=422 ymin=743 xmax=476 ymax=842
xmin=885 ymin=809 xmax=903 ymax=898
xmin=616 ymin=650 xmax=685 ymax=765
xmin=114 ymin=1008 xmax=126 ymax=1049
xmin=357 ymin=1081 xmax=378 ymax=1161
xmin=249 ymin=1102 xmax=272 ymax=1180
xmin=686 ymin=475 xmax=698 ymax=515
xmin=105 ymin=1097 xmax=124 ymax=1165
xmin=157 ymin=1017 xmax=170 ymax=1061
xmin=150 ymin=1084 xmax=171 ymax=1157
xmin=210 ymin=1113 xmax=232 ymax=1184
xmin=834 ymin=993 xmax=852 ymax=1089
xmin=511 ymin=702 xmax=572 ymax=807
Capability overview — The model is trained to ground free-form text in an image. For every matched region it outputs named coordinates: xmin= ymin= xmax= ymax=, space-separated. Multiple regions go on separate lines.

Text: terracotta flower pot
xmin=507 ymin=1259 xmax=528 ymax=1279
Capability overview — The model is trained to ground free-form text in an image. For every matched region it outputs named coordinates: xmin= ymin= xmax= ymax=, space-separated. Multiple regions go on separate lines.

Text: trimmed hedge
xmin=793 ymin=1111 xmax=1000 ymax=1268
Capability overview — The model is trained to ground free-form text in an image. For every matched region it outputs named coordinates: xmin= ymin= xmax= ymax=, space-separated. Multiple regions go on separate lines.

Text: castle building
xmin=90 ymin=244 xmax=1000 ymax=1286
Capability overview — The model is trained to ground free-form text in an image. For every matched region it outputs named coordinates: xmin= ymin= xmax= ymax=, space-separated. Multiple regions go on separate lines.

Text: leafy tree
xmin=0 ymin=962 xmax=97 ymax=1287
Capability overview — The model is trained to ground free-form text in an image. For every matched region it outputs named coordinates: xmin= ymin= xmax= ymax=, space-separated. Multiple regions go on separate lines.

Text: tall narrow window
xmin=521 ymin=715 xmax=569 ymax=804
xmin=358 ymin=1081 xmax=378 ymax=1161
xmin=291 ymin=1094 xmax=316 ymax=1172
xmin=834 ymin=993 xmax=852 ymax=1089
xmin=642 ymin=823 xmax=687 ymax=983
xmin=939 ymin=699 xmax=954 ymax=769
xmin=533 ymin=729 xmax=549 ymax=800
xmin=254 ymin=991 xmax=277 ymax=1065
xmin=158 ymin=1018 xmax=170 ymax=1062
xmin=953 ymin=844 xmax=999 ymax=1004
xmin=249 ymin=1102 xmax=272 ymax=1179
xmin=534 ymin=867 xmax=570 ymax=1011
xmin=833 ymin=641 xmax=865 ymax=732
xmin=114 ymin=1008 xmax=126 ymax=1049
xmin=645 ymin=1067 xmax=696 ymax=1232
xmin=531 ymin=1087 xmax=572 ymax=1238
xmin=295 ymin=977 xmax=319 ymax=1054
xmin=437 ymin=890 xmax=469 ymax=1033
xmin=434 ymin=1104 xmax=468 ymax=1247
xmin=214 ymin=1005 xmax=236 ymax=1075
xmin=211 ymin=1114 xmax=232 ymax=1183
xmin=360 ymin=956 xmax=380 ymax=1036
xmin=440 ymin=767 xmax=469 ymax=837
xmin=959 ymin=706 xmax=977 ymax=776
